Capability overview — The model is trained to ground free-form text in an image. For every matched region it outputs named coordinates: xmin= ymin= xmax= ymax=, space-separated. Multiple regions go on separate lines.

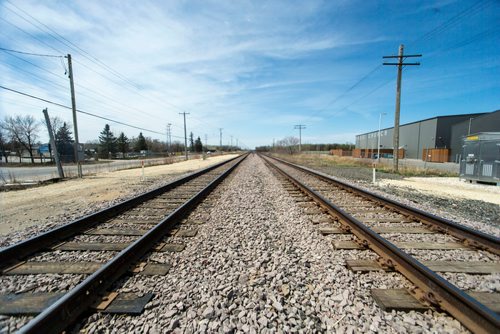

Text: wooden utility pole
xmin=383 ymin=45 xmax=421 ymax=172
xmin=43 ymin=108 xmax=64 ymax=178
xmin=166 ymin=123 xmax=172 ymax=154
xmin=179 ymin=112 xmax=190 ymax=160
xmin=66 ymin=54 xmax=82 ymax=177
xmin=219 ymin=128 xmax=223 ymax=151
xmin=294 ymin=125 xmax=306 ymax=152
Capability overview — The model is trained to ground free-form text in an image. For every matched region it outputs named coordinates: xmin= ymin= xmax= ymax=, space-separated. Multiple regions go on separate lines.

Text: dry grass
xmin=272 ymin=153 xmax=458 ymax=177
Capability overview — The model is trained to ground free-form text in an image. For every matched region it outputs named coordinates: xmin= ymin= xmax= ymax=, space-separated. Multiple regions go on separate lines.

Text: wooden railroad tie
xmin=0 ymin=292 xmax=154 ymax=315
xmin=371 ymin=289 xmax=500 ymax=313
xmin=332 ymin=240 xmax=467 ymax=250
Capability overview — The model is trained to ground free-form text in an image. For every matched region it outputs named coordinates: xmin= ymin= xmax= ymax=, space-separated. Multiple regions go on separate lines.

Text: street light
xmin=377 ymin=112 xmax=387 ymax=163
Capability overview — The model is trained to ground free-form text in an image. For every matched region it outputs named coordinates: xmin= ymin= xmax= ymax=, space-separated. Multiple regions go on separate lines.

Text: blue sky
xmin=1 ymin=0 xmax=499 ymax=149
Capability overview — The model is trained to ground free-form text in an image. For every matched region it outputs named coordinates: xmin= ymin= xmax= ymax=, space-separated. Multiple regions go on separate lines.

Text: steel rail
xmin=266 ymin=155 xmax=500 ymax=255
xmin=263 ymin=155 xmax=499 ymax=334
xmin=0 ymin=154 xmax=242 ymax=271
xmin=17 ymin=154 xmax=248 ymax=334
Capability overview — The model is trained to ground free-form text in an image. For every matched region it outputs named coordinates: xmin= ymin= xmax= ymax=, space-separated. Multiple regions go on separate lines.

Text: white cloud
xmin=2 ymin=0 xmax=497 ymax=149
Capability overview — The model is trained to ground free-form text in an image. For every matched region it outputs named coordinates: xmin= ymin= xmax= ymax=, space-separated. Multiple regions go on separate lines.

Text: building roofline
xmin=355 ymin=111 xmax=496 ymax=137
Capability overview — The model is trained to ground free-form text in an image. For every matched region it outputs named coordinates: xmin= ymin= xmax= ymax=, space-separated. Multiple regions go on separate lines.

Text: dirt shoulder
xmin=378 ymin=177 xmax=500 ymax=206
xmin=0 ymin=155 xmax=238 ymax=237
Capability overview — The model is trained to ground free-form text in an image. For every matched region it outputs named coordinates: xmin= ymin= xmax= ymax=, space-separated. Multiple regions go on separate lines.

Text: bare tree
xmin=277 ymin=136 xmax=299 ymax=154
xmin=1 ymin=115 xmax=40 ymax=163
xmin=0 ymin=128 xmax=9 ymax=163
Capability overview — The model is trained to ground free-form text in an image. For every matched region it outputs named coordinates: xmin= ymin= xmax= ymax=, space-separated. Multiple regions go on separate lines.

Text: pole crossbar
xmin=383 ymin=54 xmax=422 ymax=58
xmin=383 ymin=62 xmax=420 ymax=66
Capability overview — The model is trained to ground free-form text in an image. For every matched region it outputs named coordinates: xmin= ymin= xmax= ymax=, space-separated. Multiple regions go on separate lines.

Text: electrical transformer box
xmin=459 ymin=132 xmax=500 ymax=185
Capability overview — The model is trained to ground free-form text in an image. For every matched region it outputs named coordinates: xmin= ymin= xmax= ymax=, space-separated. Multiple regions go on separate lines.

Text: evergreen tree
xmin=189 ymin=132 xmax=195 ymax=152
xmin=54 ymin=122 xmax=74 ymax=161
xmin=194 ymin=136 xmax=203 ymax=153
xmin=98 ymin=124 xmax=117 ymax=158
xmin=134 ymin=132 xmax=148 ymax=151
xmin=117 ymin=132 xmax=129 ymax=157
xmin=55 ymin=122 xmax=73 ymax=143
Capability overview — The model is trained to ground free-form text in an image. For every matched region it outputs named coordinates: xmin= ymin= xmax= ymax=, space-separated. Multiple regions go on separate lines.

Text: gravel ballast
xmin=2 ymin=153 xmax=497 ymax=333
xmin=72 ymin=154 xmax=469 ymax=333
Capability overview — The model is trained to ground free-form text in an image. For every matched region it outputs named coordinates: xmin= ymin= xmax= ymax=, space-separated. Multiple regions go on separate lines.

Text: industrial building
xmin=355 ymin=110 xmax=500 ymax=162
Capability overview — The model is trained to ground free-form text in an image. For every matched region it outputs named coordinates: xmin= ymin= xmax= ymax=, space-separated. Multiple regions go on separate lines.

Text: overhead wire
xmin=0 ymin=49 xmax=180 ymax=128
xmin=0 ymin=5 xmax=186 ymax=131
xmin=2 ymin=1 xmax=199 ymax=128
xmin=4 ymin=0 xmax=147 ymax=90
xmin=0 ymin=85 xmax=185 ymax=138
xmin=0 ymin=47 xmax=63 ymax=58
xmin=2 ymin=0 xmax=231 ymax=138
xmin=411 ymin=0 xmax=493 ymax=46
xmin=311 ymin=0 xmax=495 ymax=129
xmin=302 ymin=64 xmax=383 ymax=122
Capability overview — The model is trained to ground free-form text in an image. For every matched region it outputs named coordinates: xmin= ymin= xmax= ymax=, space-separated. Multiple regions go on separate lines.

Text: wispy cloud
xmin=1 ymin=0 xmax=498 ymax=148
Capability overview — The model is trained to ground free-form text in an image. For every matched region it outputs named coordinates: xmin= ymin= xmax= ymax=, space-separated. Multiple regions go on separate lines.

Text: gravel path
xmin=72 ymin=153 xmax=468 ymax=333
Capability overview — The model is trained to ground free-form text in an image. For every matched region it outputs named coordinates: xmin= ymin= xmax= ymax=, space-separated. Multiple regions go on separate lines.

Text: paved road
xmin=0 ymin=156 xmax=192 ymax=184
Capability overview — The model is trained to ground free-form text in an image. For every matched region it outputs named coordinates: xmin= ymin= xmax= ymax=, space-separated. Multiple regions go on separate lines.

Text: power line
xmin=411 ymin=0 xmax=492 ymax=46
xmin=304 ymin=64 xmax=383 ymax=122
xmin=0 ymin=85 xmax=186 ymax=138
xmin=0 ymin=47 xmax=62 ymax=58
xmin=2 ymin=2 xmax=196 ymax=122
xmin=1 ymin=4 xmax=226 ymax=136
xmin=314 ymin=1 xmax=493 ymax=126
xmin=1 ymin=49 xmax=180 ymax=129
xmin=0 ymin=45 xmax=187 ymax=132
xmin=3 ymin=0 xmax=144 ymax=90
xmin=0 ymin=7 xmax=186 ymax=126
xmin=0 ymin=17 xmax=64 ymax=55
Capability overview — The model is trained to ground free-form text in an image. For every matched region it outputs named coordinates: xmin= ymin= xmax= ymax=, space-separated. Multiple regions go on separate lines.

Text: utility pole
xmin=166 ymin=123 xmax=171 ymax=154
xmin=204 ymin=134 xmax=208 ymax=152
xmin=179 ymin=112 xmax=190 ymax=160
xmin=66 ymin=54 xmax=82 ymax=177
xmin=230 ymin=136 xmax=233 ymax=152
xmin=294 ymin=125 xmax=306 ymax=152
xmin=219 ymin=128 xmax=223 ymax=151
xmin=383 ymin=45 xmax=421 ymax=172
xmin=43 ymin=108 xmax=64 ymax=178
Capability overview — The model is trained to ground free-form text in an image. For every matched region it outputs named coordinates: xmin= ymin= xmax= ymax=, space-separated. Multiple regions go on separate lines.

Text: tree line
xmin=0 ymin=115 xmax=73 ymax=163
xmin=255 ymin=136 xmax=353 ymax=154
xmin=92 ymin=123 xmax=204 ymax=159
xmin=0 ymin=114 xmax=207 ymax=164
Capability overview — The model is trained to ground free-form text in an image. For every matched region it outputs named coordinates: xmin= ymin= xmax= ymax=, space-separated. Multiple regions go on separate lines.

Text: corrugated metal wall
xmin=451 ymin=111 xmax=500 ymax=162
xmin=355 ymin=112 xmax=497 ymax=161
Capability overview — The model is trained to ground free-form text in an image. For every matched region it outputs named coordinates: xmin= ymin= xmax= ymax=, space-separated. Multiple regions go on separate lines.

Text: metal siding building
xmin=355 ymin=113 xmax=489 ymax=160
xmin=450 ymin=110 xmax=500 ymax=162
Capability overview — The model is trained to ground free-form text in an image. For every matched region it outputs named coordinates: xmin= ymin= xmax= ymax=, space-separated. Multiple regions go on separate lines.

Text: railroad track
xmin=261 ymin=154 xmax=500 ymax=334
xmin=0 ymin=154 xmax=247 ymax=333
